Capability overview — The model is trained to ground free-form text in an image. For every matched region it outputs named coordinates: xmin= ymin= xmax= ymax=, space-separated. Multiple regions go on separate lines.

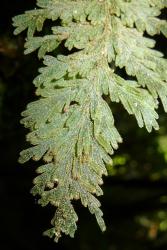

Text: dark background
xmin=0 ymin=1 xmax=167 ymax=249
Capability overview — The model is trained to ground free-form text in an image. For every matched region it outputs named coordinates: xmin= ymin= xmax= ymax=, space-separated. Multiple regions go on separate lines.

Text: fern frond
xmin=118 ymin=0 xmax=167 ymax=36
xmin=13 ymin=0 xmax=167 ymax=241
xmin=111 ymin=17 xmax=167 ymax=111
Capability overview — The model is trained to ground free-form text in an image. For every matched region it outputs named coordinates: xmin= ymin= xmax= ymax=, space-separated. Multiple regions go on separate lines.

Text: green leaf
xmin=13 ymin=0 xmax=167 ymax=242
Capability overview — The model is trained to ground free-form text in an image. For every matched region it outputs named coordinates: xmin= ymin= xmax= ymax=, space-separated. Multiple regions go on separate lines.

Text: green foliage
xmin=136 ymin=209 xmax=167 ymax=239
xmin=13 ymin=0 xmax=167 ymax=242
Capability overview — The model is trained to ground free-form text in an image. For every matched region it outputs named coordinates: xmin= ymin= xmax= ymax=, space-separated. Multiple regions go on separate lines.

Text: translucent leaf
xmin=13 ymin=0 xmax=167 ymax=242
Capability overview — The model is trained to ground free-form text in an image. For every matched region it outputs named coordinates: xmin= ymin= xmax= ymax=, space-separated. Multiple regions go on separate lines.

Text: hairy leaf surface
xmin=13 ymin=0 xmax=167 ymax=241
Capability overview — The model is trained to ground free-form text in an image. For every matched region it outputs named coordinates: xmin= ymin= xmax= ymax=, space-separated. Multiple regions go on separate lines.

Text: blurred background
xmin=0 ymin=1 xmax=167 ymax=249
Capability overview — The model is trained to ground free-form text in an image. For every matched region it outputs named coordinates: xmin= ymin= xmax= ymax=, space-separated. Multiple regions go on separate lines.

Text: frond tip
xmin=13 ymin=0 xmax=167 ymax=241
